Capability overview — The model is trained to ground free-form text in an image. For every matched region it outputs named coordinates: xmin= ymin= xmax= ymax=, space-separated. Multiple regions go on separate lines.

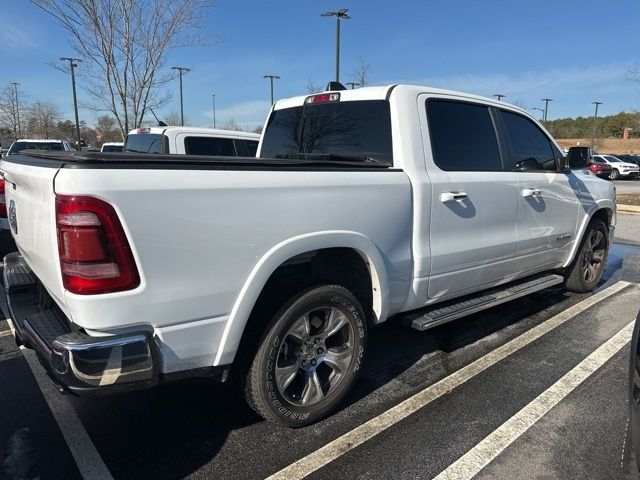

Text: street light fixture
xmin=9 ymin=82 xmax=20 ymax=139
xmin=60 ymin=58 xmax=83 ymax=149
xmin=212 ymin=94 xmax=216 ymax=128
xmin=171 ymin=66 xmax=191 ymax=126
xmin=321 ymin=8 xmax=351 ymax=82
xmin=592 ymin=101 xmax=603 ymax=147
xmin=263 ymin=75 xmax=280 ymax=105
xmin=541 ymin=98 xmax=553 ymax=122
xmin=494 ymin=94 xmax=506 ymax=101
xmin=346 ymin=82 xmax=361 ymax=89
xmin=532 ymin=107 xmax=545 ymax=121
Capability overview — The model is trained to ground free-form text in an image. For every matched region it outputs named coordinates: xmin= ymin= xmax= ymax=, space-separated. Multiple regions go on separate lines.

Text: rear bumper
xmin=4 ymin=252 xmax=159 ymax=395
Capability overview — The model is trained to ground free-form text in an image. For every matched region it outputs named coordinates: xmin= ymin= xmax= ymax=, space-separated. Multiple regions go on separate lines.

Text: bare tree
xmin=348 ymin=57 xmax=371 ymax=87
xmin=305 ymin=79 xmax=323 ymax=94
xmin=32 ymin=0 xmax=213 ymax=137
xmin=163 ymin=110 xmax=189 ymax=126
xmin=0 ymin=85 xmax=25 ymax=140
xmin=26 ymin=101 xmax=61 ymax=138
xmin=223 ymin=118 xmax=245 ymax=131
xmin=95 ymin=115 xmax=122 ymax=144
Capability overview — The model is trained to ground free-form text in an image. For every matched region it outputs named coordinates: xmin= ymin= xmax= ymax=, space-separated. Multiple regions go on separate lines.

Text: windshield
xmin=124 ymin=133 xmax=166 ymax=153
xmin=259 ymin=100 xmax=393 ymax=164
xmin=102 ymin=145 xmax=123 ymax=152
xmin=604 ymin=155 xmax=621 ymax=162
xmin=8 ymin=141 xmax=63 ymax=155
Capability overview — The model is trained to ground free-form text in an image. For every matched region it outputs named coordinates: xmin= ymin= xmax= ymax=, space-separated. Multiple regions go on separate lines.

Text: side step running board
xmin=406 ymin=273 xmax=565 ymax=331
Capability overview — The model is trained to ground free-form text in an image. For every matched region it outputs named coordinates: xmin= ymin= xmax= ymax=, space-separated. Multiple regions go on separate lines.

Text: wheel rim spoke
xmin=323 ymin=346 xmax=352 ymax=374
xmin=276 ymin=363 xmax=299 ymax=392
xmin=301 ymin=371 xmax=324 ymax=405
xmin=322 ymin=308 xmax=348 ymax=339
xmin=584 ymin=262 xmax=596 ymax=281
xmin=591 ymin=230 xmax=603 ymax=248
xmin=288 ymin=314 xmax=311 ymax=342
xmin=592 ymin=250 xmax=605 ymax=263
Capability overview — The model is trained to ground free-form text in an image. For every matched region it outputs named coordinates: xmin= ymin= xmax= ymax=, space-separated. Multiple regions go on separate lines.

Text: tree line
xmin=544 ymin=111 xmax=640 ymax=139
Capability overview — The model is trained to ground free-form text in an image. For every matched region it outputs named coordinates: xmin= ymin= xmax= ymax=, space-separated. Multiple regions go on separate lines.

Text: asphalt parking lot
xmin=1 ymin=224 xmax=640 ymax=479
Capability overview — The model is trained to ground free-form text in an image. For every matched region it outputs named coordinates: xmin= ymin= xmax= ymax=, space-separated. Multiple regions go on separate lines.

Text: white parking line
xmin=266 ymin=281 xmax=633 ymax=480
xmin=0 ymin=329 xmax=12 ymax=338
xmin=2 ymin=316 xmax=114 ymax=479
xmin=434 ymin=319 xmax=635 ymax=480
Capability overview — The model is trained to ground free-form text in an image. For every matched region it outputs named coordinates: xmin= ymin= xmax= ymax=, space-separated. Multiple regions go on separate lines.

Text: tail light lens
xmin=56 ymin=195 xmax=139 ymax=294
xmin=0 ymin=179 xmax=6 ymax=218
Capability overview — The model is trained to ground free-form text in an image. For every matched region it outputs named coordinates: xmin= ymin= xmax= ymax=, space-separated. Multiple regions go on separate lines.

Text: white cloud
xmin=200 ymin=100 xmax=271 ymax=130
xmin=0 ymin=23 xmax=42 ymax=52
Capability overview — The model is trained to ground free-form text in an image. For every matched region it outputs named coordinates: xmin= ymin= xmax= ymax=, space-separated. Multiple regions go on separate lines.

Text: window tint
xmin=604 ymin=155 xmax=621 ymax=162
xmin=101 ymin=145 xmax=123 ymax=152
xmin=184 ymin=136 xmax=236 ymax=156
xmin=124 ymin=134 xmax=166 ymax=154
xmin=260 ymin=100 xmax=393 ymax=164
xmin=500 ymin=111 xmax=557 ymax=171
xmin=8 ymin=141 xmax=64 ymax=154
xmin=246 ymin=140 xmax=258 ymax=157
xmin=427 ymin=100 xmax=502 ymax=171
xmin=592 ymin=157 xmax=606 ymax=164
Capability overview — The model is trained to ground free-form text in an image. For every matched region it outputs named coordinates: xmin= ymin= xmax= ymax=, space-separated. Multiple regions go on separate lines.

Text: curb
xmin=617 ymin=203 xmax=640 ymax=214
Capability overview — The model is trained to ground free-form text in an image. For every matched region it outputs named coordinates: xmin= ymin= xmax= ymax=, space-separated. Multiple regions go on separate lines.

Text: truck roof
xmin=274 ymin=84 xmax=530 ymax=116
xmin=101 ymin=142 xmax=124 ymax=147
xmin=12 ymin=138 xmax=66 ymax=143
xmin=127 ymin=126 xmax=260 ymax=140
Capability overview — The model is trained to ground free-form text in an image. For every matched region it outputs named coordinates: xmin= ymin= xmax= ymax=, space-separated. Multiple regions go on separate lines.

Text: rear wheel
xmin=244 ymin=284 xmax=367 ymax=427
xmin=564 ymin=218 xmax=609 ymax=293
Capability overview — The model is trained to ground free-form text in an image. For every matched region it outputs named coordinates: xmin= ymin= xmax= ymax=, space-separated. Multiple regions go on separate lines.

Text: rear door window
xmin=500 ymin=110 xmax=558 ymax=171
xmin=124 ymin=134 xmax=166 ymax=154
xmin=260 ymin=100 xmax=393 ymax=164
xmin=427 ymin=99 xmax=502 ymax=171
xmin=184 ymin=136 xmax=236 ymax=156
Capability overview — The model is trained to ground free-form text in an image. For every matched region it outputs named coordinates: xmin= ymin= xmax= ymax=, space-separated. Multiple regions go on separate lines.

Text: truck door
xmin=496 ymin=109 xmax=580 ymax=268
xmin=420 ymin=96 xmax=519 ymax=299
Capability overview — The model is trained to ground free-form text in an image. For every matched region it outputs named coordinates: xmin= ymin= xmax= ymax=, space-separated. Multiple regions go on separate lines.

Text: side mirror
xmin=566 ymin=146 xmax=592 ymax=170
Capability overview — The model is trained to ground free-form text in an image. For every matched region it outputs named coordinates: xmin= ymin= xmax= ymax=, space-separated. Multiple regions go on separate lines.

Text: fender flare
xmin=213 ymin=230 xmax=390 ymax=366
xmin=563 ymin=200 xmax=616 ymax=268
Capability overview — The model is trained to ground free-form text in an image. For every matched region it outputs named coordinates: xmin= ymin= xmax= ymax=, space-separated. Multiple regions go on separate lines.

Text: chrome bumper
xmin=4 ymin=252 xmax=158 ymax=395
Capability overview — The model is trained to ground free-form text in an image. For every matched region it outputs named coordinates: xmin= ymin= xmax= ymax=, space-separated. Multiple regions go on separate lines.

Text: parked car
xmin=100 ymin=142 xmax=124 ymax=153
xmin=616 ymin=154 xmax=640 ymax=167
xmin=6 ymin=138 xmax=75 ymax=155
xmin=124 ymin=126 xmax=260 ymax=156
xmin=1 ymin=84 xmax=615 ymax=427
xmin=593 ymin=154 xmax=639 ymax=180
xmin=588 ymin=156 xmax=615 ymax=179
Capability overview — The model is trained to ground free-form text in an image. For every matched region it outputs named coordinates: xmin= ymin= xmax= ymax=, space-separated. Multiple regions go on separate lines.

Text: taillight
xmin=56 ymin=195 xmax=139 ymax=294
xmin=304 ymin=93 xmax=340 ymax=105
xmin=0 ymin=179 xmax=6 ymax=218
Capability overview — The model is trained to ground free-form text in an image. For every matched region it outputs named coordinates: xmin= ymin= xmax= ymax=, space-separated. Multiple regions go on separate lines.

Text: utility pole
xmin=60 ymin=57 xmax=83 ymax=149
xmin=494 ymin=94 xmax=505 ymax=101
xmin=592 ymin=101 xmax=602 ymax=147
xmin=321 ymin=9 xmax=351 ymax=82
xmin=212 ymin=94 xmax=216 ymax=128
xmin=263 ymin=75 xmax=280 ymax=105
xmin=346 ymin=82 xmax=361 ymax=89
xmin=541 ymin=98 xmax=553 ymax=122
xmin=171 ymin=66 xmax=191 ymax=126
xmin=10 ymin=82 xmax=20 ymax=139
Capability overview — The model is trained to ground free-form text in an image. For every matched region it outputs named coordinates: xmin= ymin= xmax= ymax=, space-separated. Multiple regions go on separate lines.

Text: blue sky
xmin=2 ymin=0 xmax=639 ymax=130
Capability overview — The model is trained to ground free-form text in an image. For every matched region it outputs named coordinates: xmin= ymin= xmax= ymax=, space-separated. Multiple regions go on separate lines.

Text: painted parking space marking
xmin=434 ymin=319 xmax=635 ymax=480
xmin=267 ymin=281 xmax=633 ymax=480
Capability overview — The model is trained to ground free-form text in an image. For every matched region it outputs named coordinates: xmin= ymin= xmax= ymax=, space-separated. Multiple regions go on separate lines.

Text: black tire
xmin=628 ymin=312 xmax=640 ymax=477
xmin=564 ymin=218 xmax=609 ymax=293
xmin=610 ymin=169 xmax=621 ymax=180
xmin=244 ymin=284 xmax=367 ymax=427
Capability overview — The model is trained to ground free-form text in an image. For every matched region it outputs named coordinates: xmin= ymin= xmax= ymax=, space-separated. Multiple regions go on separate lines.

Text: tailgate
xmin=1 ymin=157 xmax=68 ymax=314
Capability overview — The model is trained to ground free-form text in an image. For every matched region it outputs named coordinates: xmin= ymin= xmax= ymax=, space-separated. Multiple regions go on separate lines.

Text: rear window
xmin=246 ymin=140 xmax=258 ymax=157
xmin=124 ymin=134 xmax=166 ymax=154
xmin=101 ymin=145 xmax=123 ymax=152
xmin=184 ymin=136 xmax=236 ymax=156
xmin=427 ymin=100 xmax=502 ymax=171
xmin=8 ymin=141 xmax=64 ymax=154
xmin=259 ymin=100 xmax=393 ymax=164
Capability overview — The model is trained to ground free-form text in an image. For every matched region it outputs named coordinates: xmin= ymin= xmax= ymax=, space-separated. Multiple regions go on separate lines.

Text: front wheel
xmin=564 ymin=218 xmax=609 ymax=293
xmin=610 ymin=169 xmax=621 ymax=180
xmin=244 ymin=284 xmax=367 ymax=427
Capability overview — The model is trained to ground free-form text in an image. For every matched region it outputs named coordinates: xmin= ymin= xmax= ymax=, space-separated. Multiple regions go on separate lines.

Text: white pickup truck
xmin=2 ymin=85 xmax=615 ymax=426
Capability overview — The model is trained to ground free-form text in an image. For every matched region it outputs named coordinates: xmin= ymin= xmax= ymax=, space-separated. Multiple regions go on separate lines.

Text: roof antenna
xmin=325 ymin=81 xmax=347 ymax=91
xmin=149 ymin=108 xmax=168 ymax=127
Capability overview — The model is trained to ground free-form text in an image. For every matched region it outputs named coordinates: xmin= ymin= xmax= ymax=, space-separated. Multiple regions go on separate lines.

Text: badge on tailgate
xmin=9 ymin=200 xmax=17 ymax=234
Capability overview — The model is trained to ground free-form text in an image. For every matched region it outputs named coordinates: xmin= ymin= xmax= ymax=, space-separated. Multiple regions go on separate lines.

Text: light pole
xmin=541 ymin=98 xmax=553 ymax=122
xmin=212 ymin=94 xmax=216 ymax=128
xmin=171 ymin=66 xmax=191 ymax=126
xmin=321 ymin=9 xmax=351 ymax=82
xmin=494 ymin=94 xmax=506 ymax=101
xmin=60 ymin=57 xmax=83 ymax=149
xmin=532 ymin=107 xmax=545 ymax=121
xmin=10 ymin=82 xmax=20 ymax=139
xmin=592 ymin=101 xmax=602 ymax=147
xmin=346 ymin=82 xmax=361 ymax=89
xmin=263 ymin=75 xmax=280 ymax=105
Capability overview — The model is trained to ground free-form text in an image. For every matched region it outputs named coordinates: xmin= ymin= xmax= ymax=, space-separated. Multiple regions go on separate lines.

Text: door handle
xmin=521 ymin=188 xmax=541 ymax=198
xmin=440 ymin=191 xmax=468 ymax=203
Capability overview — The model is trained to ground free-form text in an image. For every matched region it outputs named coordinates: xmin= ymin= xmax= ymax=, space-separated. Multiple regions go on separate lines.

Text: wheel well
xmin=233 ymin=248 xmax=375 ymax=376
xmin=591 ymin=208 xmax=612 ymax=230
